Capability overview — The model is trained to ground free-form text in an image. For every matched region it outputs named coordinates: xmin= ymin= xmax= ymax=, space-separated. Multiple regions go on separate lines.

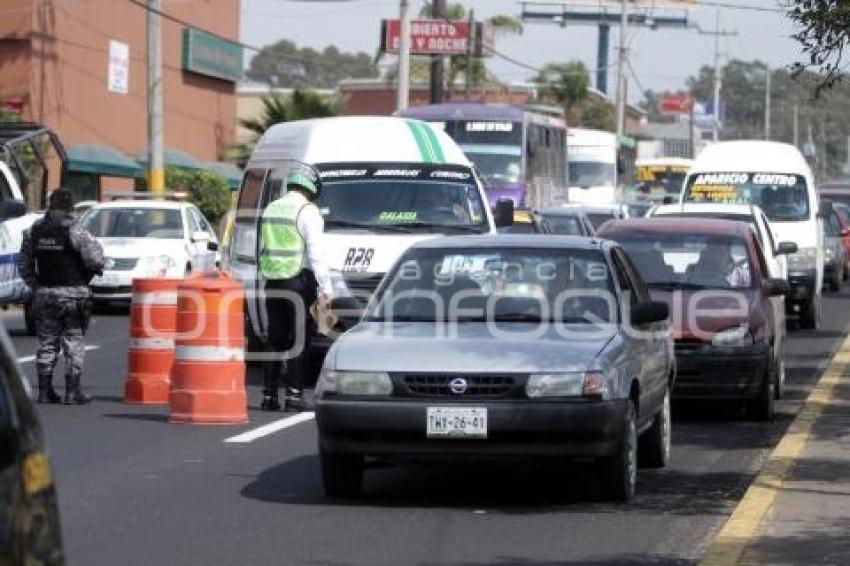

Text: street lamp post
xmin=396 ymin=0 xmax=411 ymax=111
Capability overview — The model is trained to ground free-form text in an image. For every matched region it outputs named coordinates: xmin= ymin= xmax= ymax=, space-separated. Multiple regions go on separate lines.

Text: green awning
xmin=206 ymin=161 xmax=242 ymax=189
xmin=137 ymin=148 xmax=205 ymax=171
xmin=67 ymin=144 xmax=143 ymax=178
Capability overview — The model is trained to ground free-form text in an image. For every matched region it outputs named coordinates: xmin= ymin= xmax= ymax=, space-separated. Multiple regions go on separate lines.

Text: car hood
xmin=649 ymin=288 xmax=758 ymax=340
xmin=99 ymin=238 xmax=185 ymax=258
xmin=331 ymin=322 xmax=617 ymax=373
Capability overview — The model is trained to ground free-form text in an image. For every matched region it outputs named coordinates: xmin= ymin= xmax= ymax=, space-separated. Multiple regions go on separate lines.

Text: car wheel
xmin=320 ymin=447 xmax=364 ymax=498
xmin=639 ymin=388 xmax=671 ymax=469
xmin=798 ymin=296 xmax=820 ymax=330
xmin=748 ymin=367 xmax=775 ymax=422
xmin=774 ymin=353 xmax=786 ymax=401
xmin=23 ymin=299 xmax=36 ymax=336
xmin=600 ymin=400 xmax=637 ymax=501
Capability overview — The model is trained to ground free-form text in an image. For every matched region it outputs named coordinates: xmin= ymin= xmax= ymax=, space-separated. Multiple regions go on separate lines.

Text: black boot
xmin=260 ymin=394 xmax=281 ymax=411
xmin=63 ymin=373 xmax=90 ymax=405
xmin=261 ymin=360 xmax=282 ymax=411
xmin=37 ymin=373 xmax=61 ymax=404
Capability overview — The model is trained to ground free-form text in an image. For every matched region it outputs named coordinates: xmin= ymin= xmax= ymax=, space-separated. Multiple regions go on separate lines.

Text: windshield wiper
xmin=392 ymin=221 xmax=484 ymax=234
xmin=648 ymin=282 xmax=708 ymax=291
xmin=325 ymin=220 xmax=413 ymax=233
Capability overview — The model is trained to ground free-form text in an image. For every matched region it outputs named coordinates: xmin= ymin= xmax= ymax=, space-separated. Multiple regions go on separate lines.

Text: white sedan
xmin=80 ymin=200 xmax=219 ymax=302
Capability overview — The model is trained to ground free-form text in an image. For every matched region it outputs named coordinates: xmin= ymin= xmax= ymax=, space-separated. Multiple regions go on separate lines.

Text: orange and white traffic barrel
xmin=169 ymin=272 xmax=247 ymax=424
xmin=124 ymin=278 xmax=180 ymax=404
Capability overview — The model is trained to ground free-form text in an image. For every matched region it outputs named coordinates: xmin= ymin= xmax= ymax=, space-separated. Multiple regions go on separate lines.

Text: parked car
xmin=497 ymin=209 xmax=550 ymax=234
xmin=79 ymin=199 xmax=219 ymax=303
xmin=823 ymin=205 xmax=847 ymax=291
xmin=537 ymin=206 xmax=596 ymax=236
xmin=316 ymin=235 xmax=674 ymax=501
xmin=0 ymin=324 xmax=65 ymax=563
xmin=599 ymin=218 xmax=789 ymax=419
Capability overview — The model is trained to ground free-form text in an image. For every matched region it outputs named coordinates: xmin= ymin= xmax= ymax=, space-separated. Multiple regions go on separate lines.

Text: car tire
xmin=748 ymin=367 xmax=775 ymax=422
xmin=600 ymin=400 xmax=637 ymax=502
xmin=639 ymin=388 xmax=671 ymax=469
xmin=320 ymin=447 xmax=364 ymax=498
xmin=798 ymin=296 xmax=820 ymax=330
xmin=23 ymin=299 xmax=36 ymax=336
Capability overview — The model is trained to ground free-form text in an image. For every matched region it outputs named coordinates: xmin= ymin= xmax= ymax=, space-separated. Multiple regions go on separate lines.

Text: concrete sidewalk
xmin=701 ymin=336 xmax=850 ymax=566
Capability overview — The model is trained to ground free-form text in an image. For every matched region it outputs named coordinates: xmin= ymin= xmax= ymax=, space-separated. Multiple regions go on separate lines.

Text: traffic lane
xmin=7 ymin=294 xmax=848 ymax=565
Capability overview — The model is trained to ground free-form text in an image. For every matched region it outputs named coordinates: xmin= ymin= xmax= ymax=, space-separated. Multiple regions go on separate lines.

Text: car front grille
xmin=91 ymin=285 xmax=132 ymax=295
xmin=107 ymin=257 xmax=139 ymax=271
xmin=399 ymin=374 xmax=518 ymax=398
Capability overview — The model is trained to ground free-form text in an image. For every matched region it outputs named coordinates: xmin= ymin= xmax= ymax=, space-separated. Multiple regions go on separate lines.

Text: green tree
xmin=533 ymin=61 xmax=615 ymax=130
xmin=135 ymin=168 xmax=231 ymax=226
xmin=787 ymin=1 xmax=850 ymax=95
xmin=246 ymin=40 xmax=378 ymax=88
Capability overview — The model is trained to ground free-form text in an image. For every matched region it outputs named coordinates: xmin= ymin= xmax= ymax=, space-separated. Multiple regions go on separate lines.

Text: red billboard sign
xmin=384 ymin=19 xmax=472 ymax=56
xmin=658 ymin=93 xmax=693 ymax=115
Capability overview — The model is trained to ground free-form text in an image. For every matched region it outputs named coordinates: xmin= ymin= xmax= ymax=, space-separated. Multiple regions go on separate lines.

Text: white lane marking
xmin=224 ymin=412 xmax=315 ymax=444
xmin=17 ymin=345 xmax=100 ymax=364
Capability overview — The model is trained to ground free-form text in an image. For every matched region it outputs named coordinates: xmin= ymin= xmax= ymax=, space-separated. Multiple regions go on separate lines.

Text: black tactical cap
xmin=48 ymin=188 xmax=74 ymax=211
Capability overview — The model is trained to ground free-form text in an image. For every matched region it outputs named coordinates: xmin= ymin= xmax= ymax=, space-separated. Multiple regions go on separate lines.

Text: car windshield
xmin=569 ymin=161 xmax=616 ymax=187
xmin=541 ymin=214 xmax=583 ymax=235
xmin=683 ymin=172 xmax=810 ymax=221
xmin=610 ymin=232 xmax=753 ymax=290
xmin=316 ymin=166 xmax=489 ymax=234
xmin=81 ymin=208 xmax=183 ymax=239
xmin=460 ymin=145 xmax=522 ymax=185
xmin=368 ymin=247 xmax=616 ymax=324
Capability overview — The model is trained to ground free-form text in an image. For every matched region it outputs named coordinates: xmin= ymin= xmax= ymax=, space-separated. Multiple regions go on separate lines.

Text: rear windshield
xmin=81 ymin=208 xmax=183 ymax=239
xmin=683 ymin=172 xmax=810 ymax=222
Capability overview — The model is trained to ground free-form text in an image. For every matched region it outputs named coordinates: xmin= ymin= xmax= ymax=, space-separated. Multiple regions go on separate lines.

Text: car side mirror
xmin=776 ymin=241 xmax=798 ymax=255
xmin=493 ymin=199 xmax=515 ymax=228
xmin=0 ymin=199 xmax=27 ymax=221
xmin=765 ymin=278 xmax=790 ymax=296
xmin=819 ymin=200 xmax=834 ymax=219
xmin=207 ymin=241 xmax=219 ymax=252
xmin=630 ymin=300 xmax=669 ymax=326
xmin=191 ymin=230 xmax=211 ymax=243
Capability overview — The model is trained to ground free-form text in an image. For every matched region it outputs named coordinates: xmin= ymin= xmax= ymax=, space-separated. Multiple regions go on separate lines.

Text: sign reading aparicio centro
xmin=181 ymin=28 xmax=242 ymax=83
xmin=382 ymin=19 xmax=493 ymax=57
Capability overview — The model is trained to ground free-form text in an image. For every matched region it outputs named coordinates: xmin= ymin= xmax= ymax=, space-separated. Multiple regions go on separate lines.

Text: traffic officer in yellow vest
xmin=259 ymin=165 xmax=332 ymax=411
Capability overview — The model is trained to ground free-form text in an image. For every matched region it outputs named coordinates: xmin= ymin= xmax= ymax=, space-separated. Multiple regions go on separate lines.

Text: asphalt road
xmin=5 ymin=291 xmax=850 ymax=566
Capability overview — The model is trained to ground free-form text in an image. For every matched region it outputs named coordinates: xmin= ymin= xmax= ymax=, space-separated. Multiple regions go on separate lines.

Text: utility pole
xmin=465 ymin=9 xmax=474 ymax=100
xmin=764 ymin=66 xmax=771 ymax=141
xmin=147 ymin=0 xmax=164 ymax=193
xmin=430 ymin=0 xmax=446 ymax=103
xmin=615 ymin=0 xmax=629 ymax=143
xmin=396 ymin=0 xmax=411 ymax=111
xmin=698 ymin=9 xmax=737 ymax=143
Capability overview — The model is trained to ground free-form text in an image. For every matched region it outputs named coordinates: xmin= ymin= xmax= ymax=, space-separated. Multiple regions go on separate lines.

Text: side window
xmin=751 ymin=235 xmax=770 ymax=280
xmin=827 ymin=212 xmax=841 ymax=236
xmin=237 ymin=169 xmax=265 ymax=213
xmin=185 ymin=209 xmax=201 ymax=234
xmin=192 ymin=208 xmax=215 ymax=236
xmin=610 ymin=249 xmax=637 ymax=305
xmin=617 ymin=249 xmax=651 ymax=303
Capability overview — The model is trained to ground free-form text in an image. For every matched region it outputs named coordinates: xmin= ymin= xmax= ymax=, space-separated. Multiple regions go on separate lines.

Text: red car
xmin=598 ymin=218 xmax=788 ymax=421
xmin=831 ymin=203 xmax=850 ymax=280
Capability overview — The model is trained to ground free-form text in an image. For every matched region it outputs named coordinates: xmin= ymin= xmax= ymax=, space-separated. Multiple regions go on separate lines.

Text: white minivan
xmin=680 ymin=141 xmax=825 ymax=328
xmin=566 ymin=128 xmax=619 ymax=205
xmin=229 ymin=116 xmax=500 ymax=350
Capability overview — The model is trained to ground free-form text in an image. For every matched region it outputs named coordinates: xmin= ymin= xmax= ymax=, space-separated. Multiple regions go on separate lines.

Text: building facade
xmin=0 ymin=0 xmax=241 ymax=201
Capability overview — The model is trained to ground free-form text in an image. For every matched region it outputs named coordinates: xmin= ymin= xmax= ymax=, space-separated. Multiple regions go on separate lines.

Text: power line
xmin=697 ymin=1 xmax=785 ymax=13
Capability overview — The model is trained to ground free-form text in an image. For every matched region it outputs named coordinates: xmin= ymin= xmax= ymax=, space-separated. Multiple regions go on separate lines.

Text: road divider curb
xmin=699 ymin=332 xmax=850 ymax=566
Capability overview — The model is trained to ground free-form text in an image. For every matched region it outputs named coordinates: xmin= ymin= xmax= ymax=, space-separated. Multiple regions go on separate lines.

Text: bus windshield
xmin=459 ymin=144 xmax=522 ymax=184
xmin=683 ymin=173 xmax=810 ymax=222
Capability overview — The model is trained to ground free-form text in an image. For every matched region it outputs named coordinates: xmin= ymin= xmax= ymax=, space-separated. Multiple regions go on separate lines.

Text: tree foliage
xmin=135 ymin=167 xmax=232 ymax=226
xmin=533 ymin=61 xmax=615 ymax=131
xmin=787 ymin=1 xmax=850 ymax=95
xmin=240 ymin=89 xmax=340 ymax=141
xmin=246 ymin=40 xmax=378 ymax=88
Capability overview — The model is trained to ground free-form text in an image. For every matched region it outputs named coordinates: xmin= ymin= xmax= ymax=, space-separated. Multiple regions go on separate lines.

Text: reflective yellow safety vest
xmin=260 ymin=192 xmax=310 ymax=279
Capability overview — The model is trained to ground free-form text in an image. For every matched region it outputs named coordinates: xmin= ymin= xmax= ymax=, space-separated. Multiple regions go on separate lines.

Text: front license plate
xmin=426 ymin=407 xmax=488 ymax=439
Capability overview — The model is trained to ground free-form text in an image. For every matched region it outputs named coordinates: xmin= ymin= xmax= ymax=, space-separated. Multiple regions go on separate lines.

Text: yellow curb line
xmin=699 ymin=335 xmax=850 ymax=566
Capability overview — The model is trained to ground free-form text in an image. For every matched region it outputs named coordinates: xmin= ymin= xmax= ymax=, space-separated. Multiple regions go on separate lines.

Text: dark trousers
xmin=263 ymin=271 xmax=318 ymax=397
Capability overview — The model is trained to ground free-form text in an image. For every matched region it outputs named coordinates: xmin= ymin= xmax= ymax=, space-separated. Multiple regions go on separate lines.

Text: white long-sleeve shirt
xmin=290 ymin=192 xmax=333 ymax=295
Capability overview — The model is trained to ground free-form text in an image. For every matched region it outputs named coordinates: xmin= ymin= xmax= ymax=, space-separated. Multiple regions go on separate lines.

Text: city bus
xmin=397 ymin=103 xmax=567 ymax=209
xmin=629 ymin=157 xmax=694 ymax=204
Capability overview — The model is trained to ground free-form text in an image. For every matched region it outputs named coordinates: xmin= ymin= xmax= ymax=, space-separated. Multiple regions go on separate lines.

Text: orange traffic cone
xmin=169 ymin=271 xmax=247 ymax=424
xmin=124 ymin=278 xmax=180 ymax=404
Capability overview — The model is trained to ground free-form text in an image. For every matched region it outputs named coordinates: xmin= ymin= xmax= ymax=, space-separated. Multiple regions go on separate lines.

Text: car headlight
xmin=318 ymin=369 xmax=393 ymax=396
xmin=526 ymin=370 xmax=610 ymax=399
xmin=787 ymin=246 xmax=818 ymax=272
xmin=141 ymin=254 xmax=177 ymax=275
xmin=825 ymin=246 xmax=836 ymax=262
xmin=711 ymin=326 xmax=753 ymax=348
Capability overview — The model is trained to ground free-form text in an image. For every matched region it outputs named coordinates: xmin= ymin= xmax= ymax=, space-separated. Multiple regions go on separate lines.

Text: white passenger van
xmin=229 ymin=116 xmax=499 ymax=349
xmin=566 ymin=128 xmax=619 ymax=204
xmin=680 ymin=141 xmax=825 ymax=328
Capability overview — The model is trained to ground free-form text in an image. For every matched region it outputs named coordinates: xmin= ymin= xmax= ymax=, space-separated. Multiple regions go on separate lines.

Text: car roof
xmin=88 ymin=200 xmax=190 ymax=210
xmin=652 ymin=202 xmax=762 ymax=218
xmin=410 ymin=234 xmax=611 ymax=251
xmin=634 ymin=157 xmax=694 ymax=168
xmin=542 ymin=203 xmax=624 ymax=214
xmin=598 ymin=217 xmax=752 ymax=238
xmin=690 ymin=140 xmax=811 ymax=176
xmin=538 ymin=206 xmax=586 ymax=216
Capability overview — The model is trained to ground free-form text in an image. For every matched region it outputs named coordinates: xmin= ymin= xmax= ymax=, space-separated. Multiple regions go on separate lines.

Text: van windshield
xmin=683 ymin=173 xmax=810 ymax=222
xmin=317 ymin=165 xmax=489 ymax=234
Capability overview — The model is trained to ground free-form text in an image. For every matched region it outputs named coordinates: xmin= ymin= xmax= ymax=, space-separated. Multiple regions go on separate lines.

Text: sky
xmin=239 ymin=0 xmax=801 ymax=101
